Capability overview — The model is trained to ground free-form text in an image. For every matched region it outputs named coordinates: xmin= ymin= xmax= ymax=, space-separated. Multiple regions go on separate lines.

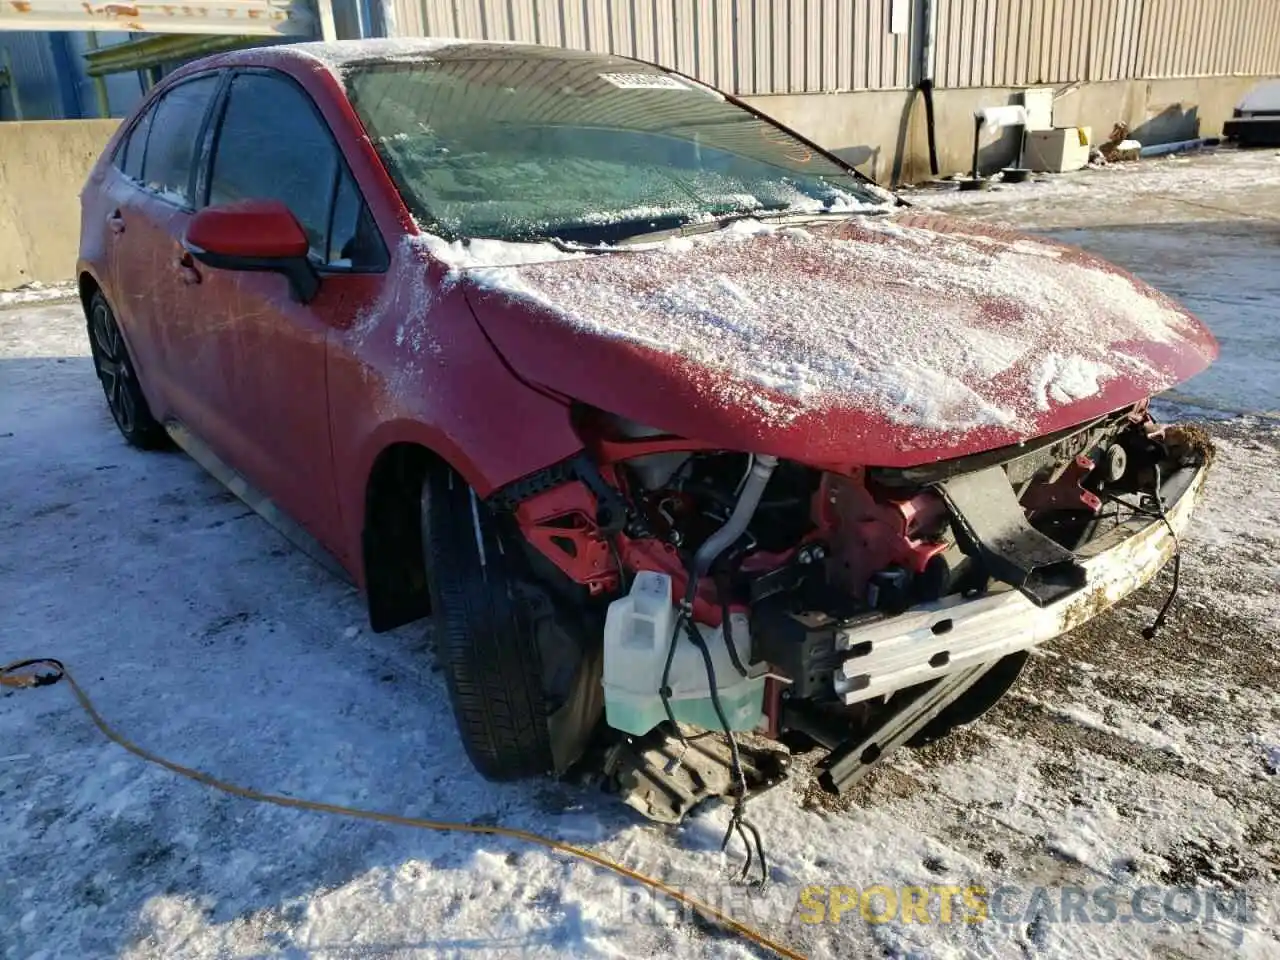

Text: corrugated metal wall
xmin=1 ymin=31 xmax=154 ymax=120
xmin=388 ymin=0 xmax=919 ymax=93
xmin=933 ymin=0 xmax=1280 ymax=87
xmin=384 ymin=0 xmax=1280 ymax=93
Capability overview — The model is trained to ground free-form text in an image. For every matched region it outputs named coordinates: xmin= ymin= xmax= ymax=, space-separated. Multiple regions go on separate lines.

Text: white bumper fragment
xmin=833 ymin=464 xmax=1208 ymax=705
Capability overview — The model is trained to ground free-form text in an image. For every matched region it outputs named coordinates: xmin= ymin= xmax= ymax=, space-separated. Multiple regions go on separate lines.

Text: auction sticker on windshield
xmin=598 ymin=73 xmax=690 ymax=90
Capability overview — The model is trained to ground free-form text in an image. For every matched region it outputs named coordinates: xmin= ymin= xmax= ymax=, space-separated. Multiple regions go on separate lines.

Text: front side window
xmin=327 ymin=167 xmax=382 ymax=266
xmin=345 ymin=52 xmax=893 ymax=244
xmin=209 ymin=73 xmax=337 ymax=260
xmin=140 ymin=75 xmax=220 ymax=206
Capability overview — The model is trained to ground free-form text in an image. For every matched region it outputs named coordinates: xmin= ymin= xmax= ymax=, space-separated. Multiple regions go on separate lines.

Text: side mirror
xmin=184 ymin=199 xmax=320 ymax=303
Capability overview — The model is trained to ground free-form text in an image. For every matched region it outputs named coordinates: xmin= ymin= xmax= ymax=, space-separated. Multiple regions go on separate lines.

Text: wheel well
xmin=78 ymin=273 xmax=101 ymax=317
xmin=362 ymin=442 xmax=445 ymax=633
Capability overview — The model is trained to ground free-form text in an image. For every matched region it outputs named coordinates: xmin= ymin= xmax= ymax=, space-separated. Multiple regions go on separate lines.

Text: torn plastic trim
xmin=831 ymin=460 xmax=1207 ymax=706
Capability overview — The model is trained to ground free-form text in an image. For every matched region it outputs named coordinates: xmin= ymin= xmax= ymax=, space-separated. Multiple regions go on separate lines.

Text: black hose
xmin=921 ymin=77 xmax=940 ymax=178
xmin=1141 ymin=464 xmax=1182 ymax=641
xmin=716 ymin=569 xmax=751 ymax=679
xmin=1098 ymin=467 xmax=1182 ymax=641
xmin=680 ymin=615 xmax=747 ymax=799
xmin=679 ymin=613 xmax=767 ymax=884
xmin=721 ymin=601 xmax=750 ymax=679
xmin=659 ymin=618 xmax=688 ymax=747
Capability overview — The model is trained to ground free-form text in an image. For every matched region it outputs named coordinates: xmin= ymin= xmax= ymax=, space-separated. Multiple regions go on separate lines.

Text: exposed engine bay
xmin=490 ymin=403 xmax=1211 ymax=831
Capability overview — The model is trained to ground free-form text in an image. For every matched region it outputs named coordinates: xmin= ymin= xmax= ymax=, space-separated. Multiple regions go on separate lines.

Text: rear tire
xmin=86 ymin=291 xmax=166 ymax=449
xmin=421 ymin=466 xmax=576 ymax=780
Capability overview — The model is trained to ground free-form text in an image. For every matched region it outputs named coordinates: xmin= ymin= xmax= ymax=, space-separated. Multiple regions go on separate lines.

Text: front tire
xmin=421 ymin=466 xmax=579 ymax=780
xmin=86 ymin=291 xmax=166 ymax=449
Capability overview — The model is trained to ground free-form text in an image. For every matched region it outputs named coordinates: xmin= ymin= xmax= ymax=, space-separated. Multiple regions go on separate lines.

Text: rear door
xmin=177 ymin=68 xmax=388 ymax=556
xmin=107 ymin=73 xmax=224 ymax=429
xmin=101 ymin=74 xmax=221 ymax=419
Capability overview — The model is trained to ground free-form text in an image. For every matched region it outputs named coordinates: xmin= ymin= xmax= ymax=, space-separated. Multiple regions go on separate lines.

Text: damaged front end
xmin=489 ymin=403 xmax=1211 ymax=822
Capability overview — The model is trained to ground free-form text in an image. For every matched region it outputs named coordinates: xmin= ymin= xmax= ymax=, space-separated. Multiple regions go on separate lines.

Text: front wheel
xmin=421 ymin=466 xmax=588 ymax=780
xmin=86 ymin=291 xmax=166 ymax=449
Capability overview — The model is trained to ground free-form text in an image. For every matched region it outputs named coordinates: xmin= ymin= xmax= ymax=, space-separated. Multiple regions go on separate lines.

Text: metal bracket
xmin=603 ymin=727 xmax=790 ymax=824
xmin=937 ymin=466 xmax=1087 ymax=607
xmin=488 ymin=452 xmax=630 ymax=534
xmin=818 ymin=662 xmax=993 ymax=794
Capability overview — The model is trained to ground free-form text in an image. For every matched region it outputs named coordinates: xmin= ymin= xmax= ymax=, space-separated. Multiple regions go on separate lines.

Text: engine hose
xmin=658 ymin=617 xmax=688 ymax=743
xmin=1 ymin=658 xmax=804 ymax=960
xmin=718 ymin=570 xmax=751 ymax=679
xmin=687 ymin=455 xmax=779 ymax=604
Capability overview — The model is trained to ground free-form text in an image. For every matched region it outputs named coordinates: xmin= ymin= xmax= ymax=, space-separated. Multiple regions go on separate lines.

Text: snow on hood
xmin=432 ymin=212 xmax=1215 ymax=446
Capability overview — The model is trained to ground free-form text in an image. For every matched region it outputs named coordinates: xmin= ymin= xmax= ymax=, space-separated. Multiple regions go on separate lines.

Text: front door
xmin=168 ymin=69 xmax=389 ymax=557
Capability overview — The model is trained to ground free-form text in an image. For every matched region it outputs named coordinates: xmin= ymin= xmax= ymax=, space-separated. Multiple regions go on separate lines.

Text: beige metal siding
xmin=1133 ymin=0 xmax=1280 ymax=78
xmin=385 ymin=0 xmax=1280 ymax=93
xmin=385 ymin=0 xmax=921 ymax=93
xmin=938 ymin=0 xmax=1280 ymax=85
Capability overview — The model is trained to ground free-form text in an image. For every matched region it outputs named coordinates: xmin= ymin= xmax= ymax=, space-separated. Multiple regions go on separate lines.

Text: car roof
xmin=190 ymin=37 xmax=660 ymax=76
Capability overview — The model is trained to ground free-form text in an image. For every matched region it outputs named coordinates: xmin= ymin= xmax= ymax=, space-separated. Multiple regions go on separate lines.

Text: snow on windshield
xmin=424 ymin=215 xmax=1208 ymax=435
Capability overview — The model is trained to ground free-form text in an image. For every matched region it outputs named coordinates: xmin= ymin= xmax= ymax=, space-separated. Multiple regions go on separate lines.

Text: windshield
xmin=344 ymin=50 xmax=892 ymax=244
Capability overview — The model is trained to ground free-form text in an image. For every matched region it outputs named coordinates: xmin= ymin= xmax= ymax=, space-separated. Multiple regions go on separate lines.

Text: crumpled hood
xmin=459 ymin=212 xmax=1218 ymax=469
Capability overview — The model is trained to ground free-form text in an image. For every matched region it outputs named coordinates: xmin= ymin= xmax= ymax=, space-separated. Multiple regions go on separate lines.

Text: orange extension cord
xmin=2 ymin=658 xmax=806 ymax=960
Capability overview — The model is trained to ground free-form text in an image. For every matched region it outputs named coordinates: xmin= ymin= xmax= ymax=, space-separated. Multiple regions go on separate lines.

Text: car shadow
xmin=0 ymin=354 xmax=657 ymax=956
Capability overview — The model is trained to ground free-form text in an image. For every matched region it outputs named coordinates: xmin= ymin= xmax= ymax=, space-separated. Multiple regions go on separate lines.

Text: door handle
xmin=107 ymin=210 xmax=125 ymax=235
xmin=175 ymin=252 xmax=201 ymax=285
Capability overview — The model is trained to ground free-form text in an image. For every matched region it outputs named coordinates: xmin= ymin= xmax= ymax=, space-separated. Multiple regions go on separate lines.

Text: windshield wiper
xmin=612 ymin=204 xmax=887 ymax=245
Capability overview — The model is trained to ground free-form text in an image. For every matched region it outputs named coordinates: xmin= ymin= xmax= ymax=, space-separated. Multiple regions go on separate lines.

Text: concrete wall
xmin=746 ymin=74 xmax=1273 ymax=186
xmin=0 ymin=119 xmax=118 ymax=288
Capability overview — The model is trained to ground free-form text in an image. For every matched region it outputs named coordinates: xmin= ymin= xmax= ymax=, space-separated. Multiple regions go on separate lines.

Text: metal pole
xmin=0 ymin=49 xmax=20 ymax=121
xmin=84 ymin=32 xmax=111 ymax=118
xmin=315 ymin=0 xmax=338 ymax=40
xmin=918 ymin=0 xmax=939 ymax=178
xmin=972 ymin=116 xmax=982 ymax=180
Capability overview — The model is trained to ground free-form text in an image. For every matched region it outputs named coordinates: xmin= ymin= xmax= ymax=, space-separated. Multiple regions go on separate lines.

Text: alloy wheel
xmin=90 ymin=301 xmax=137 ymax=434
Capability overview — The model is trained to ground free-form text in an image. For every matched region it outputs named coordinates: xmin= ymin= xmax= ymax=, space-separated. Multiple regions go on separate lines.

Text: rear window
xmin=344 ymin=53 xmax=888 ymax=245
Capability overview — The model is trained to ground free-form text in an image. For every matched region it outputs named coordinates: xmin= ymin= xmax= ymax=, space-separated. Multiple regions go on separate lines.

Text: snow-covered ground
xmin=2 ymin=149 xmax=1278 ymax=960
xmin=0 ymin=280 xmax=78 ymax=307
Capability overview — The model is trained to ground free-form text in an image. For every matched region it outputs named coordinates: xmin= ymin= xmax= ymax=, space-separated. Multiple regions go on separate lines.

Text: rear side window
xmin=141 ymin=76 xmax=220 ymax=206
xmin=208 ymin=71 xmax=384 ymax=269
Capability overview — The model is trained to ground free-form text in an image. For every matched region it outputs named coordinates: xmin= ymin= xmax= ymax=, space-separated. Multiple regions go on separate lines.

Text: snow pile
xmin=434 ymin=214 xmax=1208 ymax=434
xmin=904 ymin=147 xmax=1280 ymax=227
xmin=0 ymin=280 xmax=77 ymax=306
xmin=1238 ymin=79 xmax=1280 ymax=115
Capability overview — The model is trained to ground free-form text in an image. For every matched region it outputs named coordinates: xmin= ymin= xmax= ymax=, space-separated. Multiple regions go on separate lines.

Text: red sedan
xmin=78 ymin=39 xmax=1216 ymax=818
